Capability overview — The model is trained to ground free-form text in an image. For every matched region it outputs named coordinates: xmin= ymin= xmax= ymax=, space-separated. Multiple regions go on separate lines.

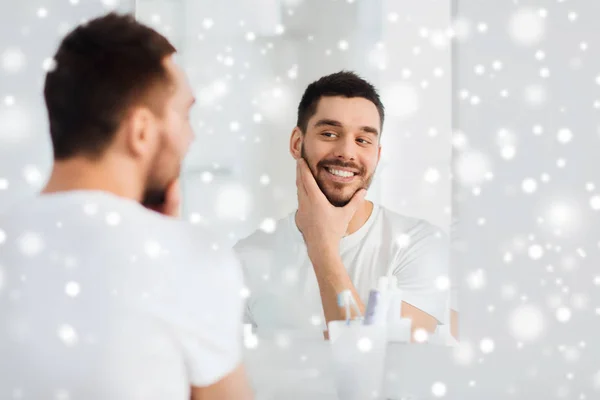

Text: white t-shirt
xmin=0 ymin=191 xmax=244 ymax=400
xmin=234 ymin=204 xmax=450 ymax=335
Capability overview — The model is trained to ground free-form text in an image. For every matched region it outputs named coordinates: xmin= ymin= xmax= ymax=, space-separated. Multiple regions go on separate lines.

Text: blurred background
xmin=2 ymin=0 xmax=600 ymax=398
xmin=0 ymin=0 xmax=452 ymax=246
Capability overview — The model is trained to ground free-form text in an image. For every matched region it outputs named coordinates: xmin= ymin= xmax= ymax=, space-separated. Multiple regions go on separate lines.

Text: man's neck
xmin=346 ymin=199 xmax=374 ymax=236
xmin=42 ymin=156 xmax=143 ymax=202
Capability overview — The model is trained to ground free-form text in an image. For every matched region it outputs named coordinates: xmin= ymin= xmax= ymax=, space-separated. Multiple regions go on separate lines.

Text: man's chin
xmin=323 ymin=191 xmax=354 ymax=207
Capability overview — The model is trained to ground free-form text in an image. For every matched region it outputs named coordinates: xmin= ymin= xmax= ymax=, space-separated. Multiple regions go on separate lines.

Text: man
xmin=234 ymin=71 xmax=450 ymax=340
xmin=0 ymin=13 xmax=253 ymax=399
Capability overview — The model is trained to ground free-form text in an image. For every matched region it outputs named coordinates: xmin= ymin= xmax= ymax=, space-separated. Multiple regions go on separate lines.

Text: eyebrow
xmin=313 ymin=118 xmax=379 ymax=135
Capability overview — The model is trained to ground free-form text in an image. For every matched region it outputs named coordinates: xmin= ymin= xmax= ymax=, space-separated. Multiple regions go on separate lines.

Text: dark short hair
xmin=296 ymin=70 xmax=385 ymax=134
xmin=44 ymin=13 xmax=176 ymax=160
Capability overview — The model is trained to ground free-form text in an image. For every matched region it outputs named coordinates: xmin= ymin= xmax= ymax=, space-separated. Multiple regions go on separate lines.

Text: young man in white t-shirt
xmin=0 ymin=13 xmax=253 ymax=400
xmin=234 ymin=71 xmax=452 ymax=340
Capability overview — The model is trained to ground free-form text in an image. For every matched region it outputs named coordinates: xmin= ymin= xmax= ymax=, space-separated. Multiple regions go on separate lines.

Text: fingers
xmin=344 ymin=189 xmax=367 ymax=215
xmin=297 ymin=158 xmax=322 ymax=201
xmin=298 ymin=159 xmax=319 ymax=193
xmin=296 ymin=160 xmax=306 ymax=195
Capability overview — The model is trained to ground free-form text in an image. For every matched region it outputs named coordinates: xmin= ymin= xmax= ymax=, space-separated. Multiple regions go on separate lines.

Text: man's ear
xmin=290 ymin=127 xmax=303 ymax=160
xmin=123 ymin=106 xmax=158 ymax=158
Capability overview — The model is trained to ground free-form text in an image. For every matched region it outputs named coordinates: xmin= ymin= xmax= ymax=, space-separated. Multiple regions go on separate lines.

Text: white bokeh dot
xmin=509 ymin=304 xmax=545 ymax=341
xmin=229 ymin=121 xmax=240 ymax=132
xmin=105 ymin=212 xmax=121 ymax=226
xmin=453 ymin=341 xmax=475 ymax=365
xmin=57 ymin=324 xmax=78 ymax=346
xmin=501 ymin=146 xmax=516 ymax=160
xmin=508 ymin=8 xmax=546 ymax=46
xmin=455 ymin=150 xmax=492 ymax=187
xmin=592 ymin=370 xmax=600 ymax=390
xmin=260 ymin=218 xmax=277 ymax=234
xmin=480 ymin=338 xmax=495 ymax=354
xmin=310 ymin=315 xmax=322 ymax=326
xmin=522 ymin=178 xmax=538 ymax=194
xmin=467 ymin=269 xmax=486 ymax=290
xmin=381 ymin=83 xmax=419 ymax=120
xmin=244 ymin=334 xmax=258 ymax=349
xmin=83 ymin=203 xmax=98 ymax=216
xmin=55 ymin=389 xmax=70 ymax=400
xmin=18 ymin=232 xmax=44 ymax=256
xmin=589 ymin=195 xmax=600 ymax=210
xmin=432 ymin=382 xmax=447 ymax=397
xmin=524 ymin=84 xmax=547 ymax=107
xmin=259 ymin=174 xmax=270 ymax=185
xmin=528 ymin=244 xmax=544 ymax=260
xmin=435 ymin=275 xmax=450 ymax=291
xmin=275 ymin=332 xmax=291 ymax=349
xmin=23 ymin=165 xmax=44 ymax=187
xmin=1 ymin=47 xmax=26 ymax=73
xmin=65 ymin=281 xmax=80 ymax=298
xmin=144 ymin=241 xmax=162 ymax=258
xmin=202 ymin=18 xmax=214 ymax=30
xmin=201 ymin=171 xmax=214 ymax=183
xmin=557 ymin=128 xmax=573 ymax=144
xmin=396 ymin=234 xmax=411 ymax=248
xmin=556 ymin=307 xmax=572 ymax=323
xmin=357 ymin=337 xmax=373 ymax=352
xmin=413 ymin=329 xmax=429 ymax=343
xmin=424 ymin=168 xmax=440 ymax=183
xmin=240 ymin=287 xmax=250 ymax=299
xmin=101 ymin=0 xmax=120 ymax=8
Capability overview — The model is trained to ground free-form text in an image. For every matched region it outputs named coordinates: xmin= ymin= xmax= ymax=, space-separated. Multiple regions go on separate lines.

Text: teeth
xmin=328 ymin=168 xmax=354 ymax=178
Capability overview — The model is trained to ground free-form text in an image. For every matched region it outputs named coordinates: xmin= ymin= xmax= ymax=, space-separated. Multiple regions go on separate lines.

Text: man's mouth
xmin=322 ymin=166 xmax=360 ymax=182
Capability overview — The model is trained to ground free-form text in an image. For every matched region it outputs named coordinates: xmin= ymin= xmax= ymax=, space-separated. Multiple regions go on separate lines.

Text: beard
xmin=142 ymin=136 xmax=181 ymax=207
xmin=300 ymin=144 xmax=374 ymax=207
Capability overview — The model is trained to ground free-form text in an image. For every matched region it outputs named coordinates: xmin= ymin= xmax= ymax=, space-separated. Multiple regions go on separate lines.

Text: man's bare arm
xmin=310 ymin=248 xmax=439 ymax=341
xmin=191 ymin=363 xmax=254 ymax=400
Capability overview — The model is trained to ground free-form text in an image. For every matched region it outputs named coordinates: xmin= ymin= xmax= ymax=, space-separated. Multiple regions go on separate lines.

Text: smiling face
xmin=291 ymin=96 xmax=382 ymax=207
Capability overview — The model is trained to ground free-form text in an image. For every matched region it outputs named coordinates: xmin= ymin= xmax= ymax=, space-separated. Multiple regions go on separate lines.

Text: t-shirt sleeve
xmin=392 ymin=222 xmax=451 ymax=324
xmin=173 ymin=248 xmax=245 ymax=387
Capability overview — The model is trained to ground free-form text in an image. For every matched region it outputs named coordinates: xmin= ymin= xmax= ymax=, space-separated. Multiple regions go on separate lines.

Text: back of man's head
xmin=44 ymin=13 xmax=176 ymax=160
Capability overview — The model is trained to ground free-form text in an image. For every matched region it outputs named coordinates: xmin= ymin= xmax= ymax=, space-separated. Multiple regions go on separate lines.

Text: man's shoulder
xmin=377 ymin=205 xmax=439 ymax=233
xmin=233 ymin=212 xmax=295 ymax=253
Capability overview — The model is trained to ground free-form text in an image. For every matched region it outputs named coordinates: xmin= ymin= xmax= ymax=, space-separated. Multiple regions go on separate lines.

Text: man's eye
xmin=357 ymin=138 xmax=371 ymax=144
xmin=322 ymin=132 xmax=336 ymax=137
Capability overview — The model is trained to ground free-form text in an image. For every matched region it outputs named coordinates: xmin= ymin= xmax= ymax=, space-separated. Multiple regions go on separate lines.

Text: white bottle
xmin=374 ymin=276 xmax=390 ymax=326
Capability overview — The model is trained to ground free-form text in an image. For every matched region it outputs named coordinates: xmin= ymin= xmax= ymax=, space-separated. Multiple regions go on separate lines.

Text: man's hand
xmin=145 ymin=179 xmax=181 ymax=218
xmin=295 ymin=159 xmax=366 ymax=256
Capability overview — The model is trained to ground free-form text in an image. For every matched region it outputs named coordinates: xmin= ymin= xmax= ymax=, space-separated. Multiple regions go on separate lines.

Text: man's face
xmin=143 ymin=56 xmax=195 ymax=203
xmin=297 ymin=96 xmax=381 ymax=207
